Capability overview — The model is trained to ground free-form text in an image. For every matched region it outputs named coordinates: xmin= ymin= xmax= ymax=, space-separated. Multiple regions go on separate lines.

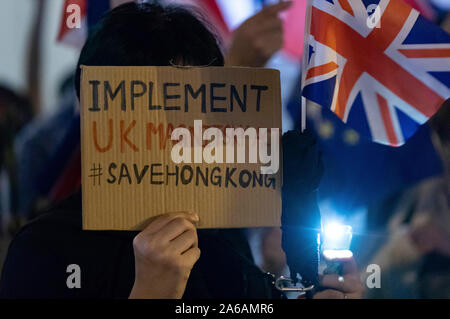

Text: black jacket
xmin=0 ymin=192 xmax=283 ymax=299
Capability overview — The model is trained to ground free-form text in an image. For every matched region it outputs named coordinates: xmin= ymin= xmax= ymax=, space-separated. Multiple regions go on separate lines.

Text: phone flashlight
xmin=321 ymin=222 xmax=353 ymax=275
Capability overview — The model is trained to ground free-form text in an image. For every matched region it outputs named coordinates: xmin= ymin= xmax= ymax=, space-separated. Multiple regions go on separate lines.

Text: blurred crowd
xmin=0 ymin=0 xmax=449 ymax=298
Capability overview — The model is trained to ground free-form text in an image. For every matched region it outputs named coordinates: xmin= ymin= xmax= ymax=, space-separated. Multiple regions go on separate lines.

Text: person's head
xmin=75 ymin=2 xmax=224 ymax=98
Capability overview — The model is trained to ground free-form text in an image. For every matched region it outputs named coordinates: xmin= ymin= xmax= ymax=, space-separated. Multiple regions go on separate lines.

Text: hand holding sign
xmin=129 ymin=211 xmax=200 ymax=299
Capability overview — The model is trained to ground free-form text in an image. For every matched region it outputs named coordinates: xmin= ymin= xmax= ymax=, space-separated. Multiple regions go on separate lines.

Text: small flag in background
xmin=302 ymin=0 xmax=450 ymax=146
xmin=57 ymin=0 xmax=87 ymax=47
xmin=57 ymin=0 xmax=111 ymax=48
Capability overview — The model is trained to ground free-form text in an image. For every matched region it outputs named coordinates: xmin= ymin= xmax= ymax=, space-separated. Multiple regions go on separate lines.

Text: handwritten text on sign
xmin=81 ymin=66 xmax=282 ymax=230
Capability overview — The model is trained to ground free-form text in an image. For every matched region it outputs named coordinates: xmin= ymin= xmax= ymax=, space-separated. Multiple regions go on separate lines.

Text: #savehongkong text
xmin=89 ymin=119 xmax=280 ymax=189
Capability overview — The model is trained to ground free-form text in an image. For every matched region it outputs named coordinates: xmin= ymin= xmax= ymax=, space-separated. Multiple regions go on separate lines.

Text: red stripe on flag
xmin=310 ymin=1 xmax=443 ymax=120
xmin=337 ymin=0 xmax=354 ymax=16
xmin=399 ymin=48 xmax=450 ymax=58
xmin=57 ymin=0 xmax=87 ymax=42
xmin=306 ymin=61 xmax=339 ymax=79
xmin=377 ymin=94 xmax=399 ymax=146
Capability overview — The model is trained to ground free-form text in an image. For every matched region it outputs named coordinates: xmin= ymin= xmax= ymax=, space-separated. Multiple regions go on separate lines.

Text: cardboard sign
xmin=80 ymin=66 xmax=282 ymax=230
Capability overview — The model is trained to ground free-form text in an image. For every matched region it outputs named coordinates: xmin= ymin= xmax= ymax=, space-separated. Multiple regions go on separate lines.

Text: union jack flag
xmin=301 ymin=0 xmax=450 ymax=146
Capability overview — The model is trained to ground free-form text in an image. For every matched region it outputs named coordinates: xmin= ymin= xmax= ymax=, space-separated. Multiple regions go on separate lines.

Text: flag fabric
xmin=57 ymin=0 xmax=87 ymax=47
xmin=57 ymin=0 xmax=231 ymax=47
xmin=282 ymin=0 xmax=308 ymax=59
xmin=403 ymin=0 xmax=437 ymax=21
xmin=301 ymin=0 xmax=450 ymax=146
xmin=286 ymin=75 xmax=443 ymax=212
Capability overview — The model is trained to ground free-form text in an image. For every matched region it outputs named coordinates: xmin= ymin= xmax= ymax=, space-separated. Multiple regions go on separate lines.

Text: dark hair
xmin=75 ymin=2 xmax=224 ymax=98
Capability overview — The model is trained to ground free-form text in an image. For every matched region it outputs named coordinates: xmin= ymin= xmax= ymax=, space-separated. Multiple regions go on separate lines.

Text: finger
xmin=157 ymin=217 xmax=197 ymax=242
xmin=141 ymin=211 xmax=198 ymax=235
xmin=170 ymin=228 xmax=198 ymax=254
xmin=260 ymin=1 xmax=293 ymax=17
xmin=313 ymin=289 xmax=344 ymax=299
xmin=340 ymin=257 xmax=358 ymax=275
xmin=180 ymin=247 xmax=201 ymax=267
xmin=411 ymin=227 xmax=435 ymax=251
xmin=254 ymin=16 xmax=283 ymax=34
xmin=256 ymin=31 xmax=284 ymax=56
xmin=320 ymin=274 xmax=362 ymax=293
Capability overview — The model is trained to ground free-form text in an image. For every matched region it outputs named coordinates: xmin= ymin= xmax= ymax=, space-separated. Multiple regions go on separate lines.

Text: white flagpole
xmin=300 ymin=0 xmax=313 ymax=132
xmin=301 ymin=97 xmax=306 ymax=132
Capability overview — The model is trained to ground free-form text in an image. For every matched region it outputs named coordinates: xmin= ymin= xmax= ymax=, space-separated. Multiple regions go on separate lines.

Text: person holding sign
xmin=0 ymin=2 xmax=362 ymax=299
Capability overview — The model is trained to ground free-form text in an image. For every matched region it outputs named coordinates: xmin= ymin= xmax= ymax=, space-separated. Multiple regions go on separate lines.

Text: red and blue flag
xmin=302 ymin=0 xmax=450 ymax=146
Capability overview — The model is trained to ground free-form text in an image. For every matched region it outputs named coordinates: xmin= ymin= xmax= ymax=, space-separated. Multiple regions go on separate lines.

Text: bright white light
xmin=324 ymin=222 xmax=346 ymax=240
xmin=323 ymin=249 xmax=353 ymax=260
xmin=322 ymin=222 xmax=352 ymax=251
